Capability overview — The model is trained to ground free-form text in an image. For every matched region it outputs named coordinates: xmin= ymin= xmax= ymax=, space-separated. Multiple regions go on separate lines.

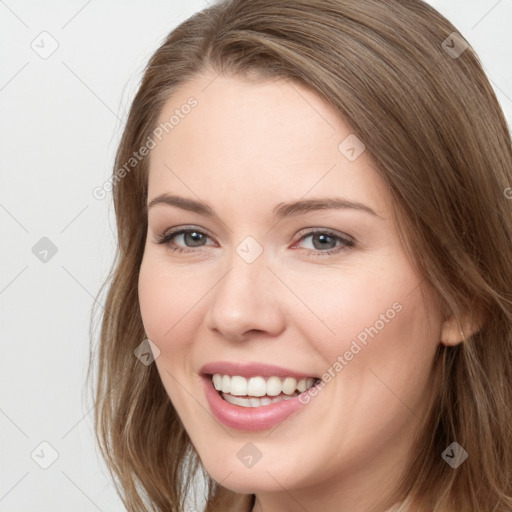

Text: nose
xmin=205 ymin=255 xmax=286 ymax=342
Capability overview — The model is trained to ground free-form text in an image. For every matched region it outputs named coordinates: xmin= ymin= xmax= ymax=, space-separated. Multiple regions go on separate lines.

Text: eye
xmin=293 ymin=229 xmax=354 ymax=256
xmin=155 ymin=226 xmax=215 ymax=254
xmin=155 ymin=226 xmax=354 ymax=256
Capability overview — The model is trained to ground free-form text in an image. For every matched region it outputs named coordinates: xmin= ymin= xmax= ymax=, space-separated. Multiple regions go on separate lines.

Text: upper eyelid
xmin=161 ymin=225 xmax=214 ymax=240
xmin=160 ymin=225 xmax=349 ymax=237
xmin=295 ymin=226 xmax=353 ymax=240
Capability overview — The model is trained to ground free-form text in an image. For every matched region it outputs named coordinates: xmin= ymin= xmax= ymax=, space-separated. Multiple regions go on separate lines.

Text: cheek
xmin=138 ymin=259 xmax=169 ymax=341
xmin=295 ymin=270 xmax=440 ymax=466
xmin=138 ymin=256 xmax=206 ymax=409
xmin=298 ymin=258 xmax=440 ymax=390
xmin=285 ymin=261 xmax=410 ymax=350
xmin=138 ymin=255 xmax=207 ymax=344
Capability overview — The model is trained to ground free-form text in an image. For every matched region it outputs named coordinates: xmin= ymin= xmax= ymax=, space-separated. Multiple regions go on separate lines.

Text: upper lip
xmin=200 ymin=361 xmax=318 ymax=379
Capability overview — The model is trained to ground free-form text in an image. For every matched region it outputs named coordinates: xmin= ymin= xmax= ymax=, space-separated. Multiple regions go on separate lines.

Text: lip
xmin=201 ymin=374 xmax=316 ymax=431
xmin=199 ymin=361 xmax=318 ymax=380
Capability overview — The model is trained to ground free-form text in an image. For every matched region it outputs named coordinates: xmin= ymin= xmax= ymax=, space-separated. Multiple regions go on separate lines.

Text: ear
xmin=440 ymin=307 xmax=485 ymax=346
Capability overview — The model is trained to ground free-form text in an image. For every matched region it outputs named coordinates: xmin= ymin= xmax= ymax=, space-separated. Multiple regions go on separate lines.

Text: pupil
xmin=314 ymin=234 xmax=334 ymax=250
xmin=186 ymin=232 xmax=204 ymax=247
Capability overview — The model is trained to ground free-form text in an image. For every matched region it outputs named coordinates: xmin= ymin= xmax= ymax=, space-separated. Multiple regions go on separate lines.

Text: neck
xmin=251 ymin=495 xmax=416 ymax=512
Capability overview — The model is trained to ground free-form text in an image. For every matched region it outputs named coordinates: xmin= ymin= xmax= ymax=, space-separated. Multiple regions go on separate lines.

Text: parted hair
xmin=89 ymin=1 xmax=512 ymax=511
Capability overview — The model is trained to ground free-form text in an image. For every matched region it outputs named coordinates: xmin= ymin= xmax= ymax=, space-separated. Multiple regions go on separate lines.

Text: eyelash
xmin=155 ymin=226 xmax=355 ymax=256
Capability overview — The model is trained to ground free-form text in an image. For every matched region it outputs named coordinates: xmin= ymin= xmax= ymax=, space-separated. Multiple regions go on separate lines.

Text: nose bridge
xmin=220 ymin=233 xmax=270 ymax=296
xmin=205 ymin=239 xmax=285 ymax=340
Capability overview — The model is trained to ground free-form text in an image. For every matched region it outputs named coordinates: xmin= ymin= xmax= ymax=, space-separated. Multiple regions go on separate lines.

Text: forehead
xmin=147 ymin=72 xmax=389 ymax=219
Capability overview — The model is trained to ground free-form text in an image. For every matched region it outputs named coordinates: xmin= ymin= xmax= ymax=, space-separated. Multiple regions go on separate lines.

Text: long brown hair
xmin=88 ymin=1 xmax=512 ymax=510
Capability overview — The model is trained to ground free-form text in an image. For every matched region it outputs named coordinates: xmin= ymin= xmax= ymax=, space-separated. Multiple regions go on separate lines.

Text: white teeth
xmin=222 ymin=392 xmax=298 ymax=407
xmin=282 ymin=377 xmax=298 ymax=395
xmin=230 ymin=375 xmax=247 ymax=395
xmin=248 ymin=376 xmax=267 ymax=396
xmin=266 ymin=376 xmax=282 ymax=396
xmin=212 ymin=373 xmax=222 ymax=391
xmin=221 ymin=375 xmax=230 ymax=393
xmin=211 ymin=373 xmax=317 ymax=397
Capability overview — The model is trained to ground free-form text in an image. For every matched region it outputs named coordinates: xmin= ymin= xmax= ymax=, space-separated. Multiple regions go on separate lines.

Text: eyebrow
xmin=146 ymin=193 xmax=379 ymax=219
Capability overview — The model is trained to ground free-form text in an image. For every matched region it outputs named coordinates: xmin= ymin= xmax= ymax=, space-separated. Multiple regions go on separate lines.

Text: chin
xmin=201 ymin=454 xmax=307 ymax=495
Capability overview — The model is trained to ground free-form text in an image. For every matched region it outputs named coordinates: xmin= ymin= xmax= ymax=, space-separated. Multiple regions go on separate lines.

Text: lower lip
xmin=202 ymin=375 xmax=313 ymax=431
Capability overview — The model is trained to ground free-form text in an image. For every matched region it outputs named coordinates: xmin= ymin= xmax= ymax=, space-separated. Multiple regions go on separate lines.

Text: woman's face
xmin=138 ymin=72 xmax=444 ymax=508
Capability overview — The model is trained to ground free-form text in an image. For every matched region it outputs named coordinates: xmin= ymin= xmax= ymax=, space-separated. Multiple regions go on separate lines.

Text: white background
xmin=1 ymin=1 xmax=511 ymax=511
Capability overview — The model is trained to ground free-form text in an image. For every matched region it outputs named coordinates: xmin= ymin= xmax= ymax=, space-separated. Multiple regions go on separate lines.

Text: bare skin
xmin=138 ymin=71 xmax=466 ymax=512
